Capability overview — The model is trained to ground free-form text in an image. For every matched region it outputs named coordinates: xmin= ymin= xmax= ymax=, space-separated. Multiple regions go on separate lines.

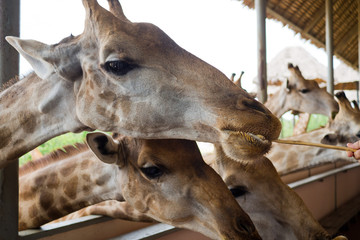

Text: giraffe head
xmin=266 ymin=63 xmax=339 ymax=118
xmin=5 ymin=0 xmax=280 ymax=162
xmin=209 ymin=144 xmax=343 ymax=240
xmin=321 ymin=91 xmax=360 ymax=146
xmin=86 ymin=132 xmax=261 ymax=240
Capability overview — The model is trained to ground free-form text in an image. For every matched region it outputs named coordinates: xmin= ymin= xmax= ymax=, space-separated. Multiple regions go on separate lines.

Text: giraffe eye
xmin=104 ymin=60 xmax=137 ymax=76
xmin=229 ymin=186 xmax=249 ymax=198
xmin=140 ymin=166 xmax=164 ymax=179
xmin=299 ymin=88 xmax=310 ymax=94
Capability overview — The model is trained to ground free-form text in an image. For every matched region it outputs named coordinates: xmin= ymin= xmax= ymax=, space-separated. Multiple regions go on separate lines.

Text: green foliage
xmin=19 ymin=131 xmax=88 ymax=166
xmin=279 ymin=114 xmax=329 ymax=139
xmin=306 ymin=114 xmax=329 ymax=132
xmin=279 ymin=117 xmax=294 ymax=138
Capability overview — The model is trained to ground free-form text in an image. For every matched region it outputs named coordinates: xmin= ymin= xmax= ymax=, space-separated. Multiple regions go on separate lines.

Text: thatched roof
xmin=239 ymin=0 xmax=359 ymax=70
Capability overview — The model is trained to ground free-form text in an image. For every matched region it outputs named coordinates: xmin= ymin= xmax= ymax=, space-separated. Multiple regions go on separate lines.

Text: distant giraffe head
xmin=265 ymin=63 xmax=339 ymax=118
xmin=268 ymin=91 xmax=359 ymax=175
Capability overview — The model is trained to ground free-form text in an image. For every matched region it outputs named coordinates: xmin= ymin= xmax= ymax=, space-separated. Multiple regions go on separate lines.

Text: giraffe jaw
xmin=220 ymin=130 xmax=272 ymax=161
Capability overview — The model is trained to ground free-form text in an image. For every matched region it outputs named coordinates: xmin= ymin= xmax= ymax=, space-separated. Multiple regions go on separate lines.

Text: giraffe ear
xmin=6 ymin=36 xmax=54 ymax=79
xmin=86 ymin=132 xmax=125 ymax=167
xmin=6 ymin=36 xmax=82 ymax=81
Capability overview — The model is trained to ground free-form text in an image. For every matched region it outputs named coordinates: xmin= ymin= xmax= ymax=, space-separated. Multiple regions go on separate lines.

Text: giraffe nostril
xmin=237 ymin=98 xmax=268 ymax=114
xmin=234 ymin=216 xmax=255 ymax=235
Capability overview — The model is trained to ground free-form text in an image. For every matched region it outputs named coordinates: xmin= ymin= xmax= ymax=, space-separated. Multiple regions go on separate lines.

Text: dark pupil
xmin=140 ymin=166 xmax=163 ymax=179
xmin=106 ymin=60 xmax=135 ymax=76
xmin=230 ymin=186 xmax=248 ymax=198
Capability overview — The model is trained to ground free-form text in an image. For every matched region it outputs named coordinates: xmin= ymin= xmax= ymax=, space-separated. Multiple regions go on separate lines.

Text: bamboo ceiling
xmin=240 ymin=0 xmax=358 ymax=70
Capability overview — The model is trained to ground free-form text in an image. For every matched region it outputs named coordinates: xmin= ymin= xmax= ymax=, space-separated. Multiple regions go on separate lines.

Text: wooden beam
xmin=0 ymin=0 xmax=20 ymax=239
xmin=326 ymin=0 xmax=334 ymax=95
xmin=256 ymin=0 xmax=267 ymax=103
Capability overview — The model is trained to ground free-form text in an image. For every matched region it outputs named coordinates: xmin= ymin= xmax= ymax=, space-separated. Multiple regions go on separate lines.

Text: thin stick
xmin=274 ymin=139 xmax=356 ymax=152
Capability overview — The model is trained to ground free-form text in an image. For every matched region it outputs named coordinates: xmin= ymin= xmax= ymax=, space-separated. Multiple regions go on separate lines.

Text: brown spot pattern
xmin=19 ymin=221 xmax=27 ymax=230
xmin=47 ymin=207 xmax=63 ymax=219
xmin=19 ymin=112 xmax=37 ymax=134
xmin=99 ymin=91 xmax=116 ymax=103
xmin=95 ymin=174 xmax=111 ymax=186
xmin=82 ymin=174 xmax=91 ymax=181
xmin=64 ymin=176 xmax=78 ymax=199
xmin=119 ymin=96 xmax=131 ymax=116
xmin=19 ymin=186 xmax=34 ymax=201
xmin=39 ymin=191 xmax=54 ymax=209
xmin=34 ymin=175 xmax=47 ymax=186
xmin=46 ymin=173 xmax=60 ymax=189
xmin=82 ymin=185 xmax=91 ymax=192
xmin=28 ymin=205 xmax=38 ymax=218
xmin=60 ymin=164 xmax=76 ymax=177
xmin=0 ymin=127 xmax=12 ymax=148
xmin=80 ymin=160 xmax=90 ymax=170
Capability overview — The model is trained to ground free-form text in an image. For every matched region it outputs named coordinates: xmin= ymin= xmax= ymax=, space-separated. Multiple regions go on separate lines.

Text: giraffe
xmin=0 ymin=0 xmax=281 ymax=168
xmin=19 ymin=132 xmax=261 ymax=239
xmin=265 ymin=63 xmax=339 ymax=119
xmin=267 ymin=91 xmax=359 ymax=175
xmin=231 ymin=63 xmax=338 ymax=135
xmin=208 ymin=145 xmax=346 ymax=240
xmin=40 ymin=143 xmax=347 ymax=240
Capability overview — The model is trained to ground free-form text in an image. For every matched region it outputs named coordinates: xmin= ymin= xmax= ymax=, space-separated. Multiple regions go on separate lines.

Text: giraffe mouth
xmin=222 ymin=130 xmax=271 ymax=145
xmin=229 ymin=131 xmax=270 ymax=147
xmin=220 ymin=130 xmax=272 ymax=161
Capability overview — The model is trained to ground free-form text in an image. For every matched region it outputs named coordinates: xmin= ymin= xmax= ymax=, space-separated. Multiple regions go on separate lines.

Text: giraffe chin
xmin=220 ymin=130 xmax=272 ymax=161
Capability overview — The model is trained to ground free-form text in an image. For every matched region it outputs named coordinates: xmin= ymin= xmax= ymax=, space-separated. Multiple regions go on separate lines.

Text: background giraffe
xmin=267 ymin=92 xmax=359 ymax=175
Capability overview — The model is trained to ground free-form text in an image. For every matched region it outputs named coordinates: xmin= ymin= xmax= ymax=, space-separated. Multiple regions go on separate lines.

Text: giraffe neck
xmin=0 ymin=73 xmax=86 ymax=167
xmin=18 ymin=144 xmax=123 ymax=230
xmin=293 ymin=113 xmax=310 ymax=135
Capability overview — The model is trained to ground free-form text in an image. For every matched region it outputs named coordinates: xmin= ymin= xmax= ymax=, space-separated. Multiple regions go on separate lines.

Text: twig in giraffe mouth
xmin=273 ymin=139 xmax=356 ymax=152
xmin=222 ymin=130 xmax=270 ymax=147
